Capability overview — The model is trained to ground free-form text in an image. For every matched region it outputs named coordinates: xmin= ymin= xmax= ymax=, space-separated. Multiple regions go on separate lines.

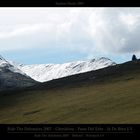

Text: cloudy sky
xmin=0 ymin=8 xmax=140 ymax=64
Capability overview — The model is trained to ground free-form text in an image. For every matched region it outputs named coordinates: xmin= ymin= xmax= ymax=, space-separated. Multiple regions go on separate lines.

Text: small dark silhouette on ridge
xmin=132 ymin=54 xmax=137 ymax=61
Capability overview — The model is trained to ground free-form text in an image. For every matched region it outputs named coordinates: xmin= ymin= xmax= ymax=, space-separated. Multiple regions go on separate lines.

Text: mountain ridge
xmin=0 ymin=55 xmax=38 ymax=90
xmin=25 ymin=59 xmax=140 ymax=91
xmin=14 ymin=57 xmax=116 ymax=82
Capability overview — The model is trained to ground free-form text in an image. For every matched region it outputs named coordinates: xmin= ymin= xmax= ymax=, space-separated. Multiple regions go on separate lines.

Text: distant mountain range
xmin=10 ymin=57 xmax=116 ymax=82
xmin=0 ymin=54 xmax=116 ymax=90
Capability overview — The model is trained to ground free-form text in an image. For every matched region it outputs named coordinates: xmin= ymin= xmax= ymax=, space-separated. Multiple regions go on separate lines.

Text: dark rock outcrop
xmin=132 ymin=54 xmax=137 ymax=61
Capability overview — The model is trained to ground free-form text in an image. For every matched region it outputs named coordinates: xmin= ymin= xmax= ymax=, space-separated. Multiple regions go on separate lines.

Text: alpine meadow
xmin=0 ymin=59 xmax=140 ymax=123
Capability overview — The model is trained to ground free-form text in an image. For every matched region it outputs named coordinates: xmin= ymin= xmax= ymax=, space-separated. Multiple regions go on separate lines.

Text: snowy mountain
xmin=0 ymin=55 xmax=37 ymax=90
xmin=15 ymin=57 xmax=116 ymax=82
xmin=0 ymin=55 xmax=26 ymax=76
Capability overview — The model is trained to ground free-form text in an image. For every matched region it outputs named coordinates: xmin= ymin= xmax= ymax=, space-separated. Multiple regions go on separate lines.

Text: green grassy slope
xmin=0 ymin=60 xmax=140 ymax=124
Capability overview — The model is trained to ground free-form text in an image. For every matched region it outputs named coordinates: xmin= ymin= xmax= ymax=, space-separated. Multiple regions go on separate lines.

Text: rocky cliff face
xmin=0 ymin=55 xmax=38 ymax=90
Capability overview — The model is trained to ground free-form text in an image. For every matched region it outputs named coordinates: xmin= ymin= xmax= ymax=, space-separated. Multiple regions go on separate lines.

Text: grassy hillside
xmin=0 ymin=60 xmax=140 ymax=123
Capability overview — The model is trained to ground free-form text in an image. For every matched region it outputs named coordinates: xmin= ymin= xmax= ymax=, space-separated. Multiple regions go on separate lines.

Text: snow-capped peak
xmin=17 ymin=57 xmax=116 ymax=82
xmin=0 ymin=55 xmax=6 ymax=61
xmin=0 ymin=55 xmax=116 ymax=83
xmin=0 ymin=55 xmax=9 ymax=67
xmin=0 ymin=55 xmax=27 ymax=76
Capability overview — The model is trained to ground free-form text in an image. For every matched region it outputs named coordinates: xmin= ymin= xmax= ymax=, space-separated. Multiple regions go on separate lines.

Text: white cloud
xmin=0 ymin=24 xmax=43 ymax=39
xmin=87 ymin=8 xmax=140 ymax=55
xmin=0 ymin=8 xmax=140 ymax=56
